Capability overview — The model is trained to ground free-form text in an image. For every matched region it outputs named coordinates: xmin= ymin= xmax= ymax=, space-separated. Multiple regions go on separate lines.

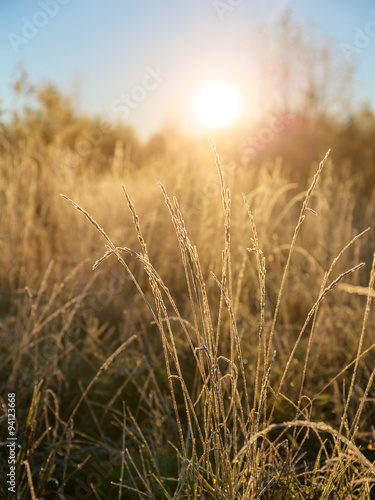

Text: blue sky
xmin=1 ymin=0 xmax=375 ymax=139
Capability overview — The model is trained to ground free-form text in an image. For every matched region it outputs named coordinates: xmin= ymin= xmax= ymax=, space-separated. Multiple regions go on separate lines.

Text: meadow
xmin=1 ymin=85 xmax=375 ymax=499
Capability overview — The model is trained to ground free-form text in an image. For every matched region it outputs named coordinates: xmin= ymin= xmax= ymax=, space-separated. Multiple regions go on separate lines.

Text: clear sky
xmin=1 ymin=0 xmax=375 ymax=139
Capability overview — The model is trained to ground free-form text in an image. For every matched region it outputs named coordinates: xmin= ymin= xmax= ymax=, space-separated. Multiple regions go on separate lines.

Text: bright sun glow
xmin=195 ymin=83 xmax=241 ymax=129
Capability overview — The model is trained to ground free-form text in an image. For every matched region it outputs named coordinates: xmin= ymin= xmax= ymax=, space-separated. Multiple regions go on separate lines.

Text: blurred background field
xmin=1 ymin=2 xmax=375 ymax=499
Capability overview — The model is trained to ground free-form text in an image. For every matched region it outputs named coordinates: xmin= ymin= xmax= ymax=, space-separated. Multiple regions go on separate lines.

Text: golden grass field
xmin=1 ymin=103 xmax=375 ymax=498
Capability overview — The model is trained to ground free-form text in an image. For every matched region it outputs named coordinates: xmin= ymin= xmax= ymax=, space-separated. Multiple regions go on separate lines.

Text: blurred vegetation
xmin=1 ymin=14 xmax=375 ymax=498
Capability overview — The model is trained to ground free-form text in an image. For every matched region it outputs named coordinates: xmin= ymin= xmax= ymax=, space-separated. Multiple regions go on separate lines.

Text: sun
xmin=195 ymin=83 xmax=241 ymax=129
